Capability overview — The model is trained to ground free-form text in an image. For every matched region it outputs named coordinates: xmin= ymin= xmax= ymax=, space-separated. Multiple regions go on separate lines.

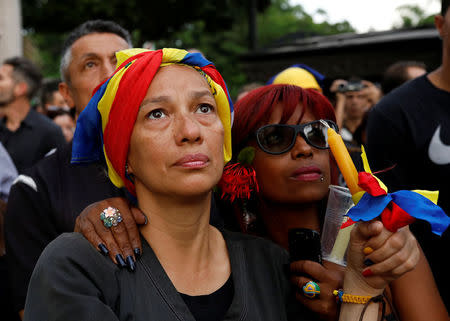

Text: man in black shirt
xmin=4 ymin=20 xmax=133 ymax=318
xmin=0 ymin=57 xmax=65 ymax=172
xmin=367 ymin=0 xmax=450 ymax=309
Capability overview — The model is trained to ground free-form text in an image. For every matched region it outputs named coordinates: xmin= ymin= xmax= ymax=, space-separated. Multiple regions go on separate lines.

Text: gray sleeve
xmin=24 ymin=233 xmax=121 ymax=321
xmin=0 ymin=142 xmax=18 ymax=201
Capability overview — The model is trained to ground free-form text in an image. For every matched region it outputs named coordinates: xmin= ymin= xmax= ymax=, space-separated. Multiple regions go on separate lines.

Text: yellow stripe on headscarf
xmin=116 ymin=48 xmax=150 ymax=68
xmin=162 ymin=48 xmax=190 ymax=63
xmin=206 ymin=75 xmax=232 ymax=163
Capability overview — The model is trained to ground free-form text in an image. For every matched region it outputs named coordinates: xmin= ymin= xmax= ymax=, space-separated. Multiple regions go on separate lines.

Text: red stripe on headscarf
xmin=91 ymin=53 xmax=150 ymax=97
xmin=103 ymin=50 xmax=164 ymax=195
xmin=202 ymin=65 xmax=230 ymax=103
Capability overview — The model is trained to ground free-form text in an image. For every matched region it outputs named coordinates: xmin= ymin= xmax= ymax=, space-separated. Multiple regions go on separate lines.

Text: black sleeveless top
xmin=179 ymin=275 xmax=234 ymax=321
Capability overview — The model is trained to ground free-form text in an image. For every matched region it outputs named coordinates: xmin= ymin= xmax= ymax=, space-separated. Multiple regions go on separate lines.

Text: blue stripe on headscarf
xmin=180 ymin=52 xmax=213 ymax=68
xmin=292 ymin=64 xmax=325 ymax=84
xmin=71 ymin=79 xmax=110 ymax=164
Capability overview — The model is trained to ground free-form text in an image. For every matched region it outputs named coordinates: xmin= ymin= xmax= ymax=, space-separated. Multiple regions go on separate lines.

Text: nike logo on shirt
xmin=428 ymin=125 xmax=450 ymax=165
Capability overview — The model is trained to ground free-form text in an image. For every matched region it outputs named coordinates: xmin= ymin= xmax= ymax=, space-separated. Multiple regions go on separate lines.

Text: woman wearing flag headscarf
xmin=24 ymin=49 xmax=417 ymax=321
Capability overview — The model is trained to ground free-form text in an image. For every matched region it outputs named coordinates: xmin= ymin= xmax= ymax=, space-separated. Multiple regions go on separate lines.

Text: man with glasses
xmin=366 ymin=0 xmax=450 ymax=309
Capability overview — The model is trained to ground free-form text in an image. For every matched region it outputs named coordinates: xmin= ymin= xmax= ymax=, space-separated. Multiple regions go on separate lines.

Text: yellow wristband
xmin=333 ymin=289 xmax=372 ymax=304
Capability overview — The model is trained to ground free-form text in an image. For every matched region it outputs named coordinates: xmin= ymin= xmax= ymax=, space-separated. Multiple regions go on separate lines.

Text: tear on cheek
xmin=208 ymin=125 xmax=225 ymax=136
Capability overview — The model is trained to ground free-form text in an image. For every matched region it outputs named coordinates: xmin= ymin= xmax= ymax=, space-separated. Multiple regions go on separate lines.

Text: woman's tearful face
xmin=127 ymin=65 xmax=225 ymax=199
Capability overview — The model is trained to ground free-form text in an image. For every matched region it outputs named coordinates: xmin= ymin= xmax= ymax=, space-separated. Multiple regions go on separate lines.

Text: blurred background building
xmin=242 ymin=27 xmax=441 ymax=83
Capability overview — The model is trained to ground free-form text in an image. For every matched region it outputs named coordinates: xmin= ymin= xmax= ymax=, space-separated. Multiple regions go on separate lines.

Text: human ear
xmin=435 ymin=15 xmax=445 ymax=38
xmin=125 ymin=161 xmax=135 ymax=183
xmin=126 ymin=160 xmax=134 ymax=176
xmin=13 ymin=82 xmax=28 ymax=97
xmin=59 ymin=82 xmax=75 ymax=108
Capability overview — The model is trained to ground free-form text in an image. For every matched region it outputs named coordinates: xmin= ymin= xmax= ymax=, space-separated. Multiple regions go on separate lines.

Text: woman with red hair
xmin=221 ymin=84 xmax=447 ymax=321
xmin=225 ymin=84 xmax=339 ymax=236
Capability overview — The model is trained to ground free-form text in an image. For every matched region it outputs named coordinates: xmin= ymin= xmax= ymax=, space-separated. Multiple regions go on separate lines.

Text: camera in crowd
xmin=337 ymin=81 xmax=366 ymax=93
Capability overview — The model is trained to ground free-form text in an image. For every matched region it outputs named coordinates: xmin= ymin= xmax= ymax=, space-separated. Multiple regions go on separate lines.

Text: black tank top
xmin=179 ymin=275 xmax=234 ymax=321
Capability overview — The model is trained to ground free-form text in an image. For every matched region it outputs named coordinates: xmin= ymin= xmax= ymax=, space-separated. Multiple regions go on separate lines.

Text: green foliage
xmin=257 ymin=0 xmax=355 ymax=46
xmin=154 ymin=0 xmax=355 ymax=97
xmin=23 ymin=0 xmax=355 ymax=97
xmin=395 ymin=4 xmax=436 ymax=29
xmin=22 ymin=0 xmax=268 ymax=41
xmin=258 ymin=0 xmax=308 ymax=45
xmin=155 ymin=18 xmax=249 ymax=99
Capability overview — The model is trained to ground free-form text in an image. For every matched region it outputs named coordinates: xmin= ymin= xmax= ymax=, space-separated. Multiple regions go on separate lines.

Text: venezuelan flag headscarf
xmin=71 ymin=48 xmax=234 ymax=196
xmin=267 ymin=64 xmax=325 ymax=92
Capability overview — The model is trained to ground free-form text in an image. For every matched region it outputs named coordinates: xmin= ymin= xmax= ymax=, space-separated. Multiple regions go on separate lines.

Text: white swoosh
xmin=12 ymin=175 xmax=38 ymax=192
xmin=428 ymin=125 xmax=450 ymax=165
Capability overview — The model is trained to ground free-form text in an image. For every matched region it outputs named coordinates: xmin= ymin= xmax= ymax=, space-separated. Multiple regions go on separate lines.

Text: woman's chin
xmin=176 ymin=189 xmax=213 ymax=199
xmin=166 ymin=185 xmax=215 ymax=201
xmin=262 ymin=191 xmax=327 ymax=205
xmin=137 ymin=179 xmax=217 ymax=201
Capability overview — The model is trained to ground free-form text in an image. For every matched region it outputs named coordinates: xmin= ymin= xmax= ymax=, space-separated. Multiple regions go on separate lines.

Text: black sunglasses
xmin=255 ymin=120 xmax=338 ymax=155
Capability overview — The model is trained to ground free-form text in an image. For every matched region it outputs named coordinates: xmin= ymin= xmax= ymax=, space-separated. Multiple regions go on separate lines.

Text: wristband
xmin=333 ymin=289 xmax=373 ymax=304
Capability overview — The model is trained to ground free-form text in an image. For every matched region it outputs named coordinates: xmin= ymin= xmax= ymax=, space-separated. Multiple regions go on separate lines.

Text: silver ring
xmin=100 ymin=207 xmax=123 ymax=228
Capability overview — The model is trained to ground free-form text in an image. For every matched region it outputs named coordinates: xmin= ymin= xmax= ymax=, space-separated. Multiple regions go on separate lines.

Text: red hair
xmin=232 ymin=84 xmax=339 ymax=184
xmin=233 ymin=84 xmax=336 ymax=151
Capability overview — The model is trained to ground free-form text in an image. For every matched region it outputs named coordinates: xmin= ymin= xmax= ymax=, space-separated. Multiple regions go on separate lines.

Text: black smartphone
xmin=288 ymin=228 xmax=322 ymax=264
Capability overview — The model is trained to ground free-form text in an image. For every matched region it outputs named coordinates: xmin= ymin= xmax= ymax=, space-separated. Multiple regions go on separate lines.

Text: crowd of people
xmin=0 ymin=1 xmax=449 ymax=320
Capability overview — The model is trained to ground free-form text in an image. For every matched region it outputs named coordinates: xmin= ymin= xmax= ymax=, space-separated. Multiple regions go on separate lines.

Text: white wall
xmin=0 ymin=0 xmax=23 ymax=63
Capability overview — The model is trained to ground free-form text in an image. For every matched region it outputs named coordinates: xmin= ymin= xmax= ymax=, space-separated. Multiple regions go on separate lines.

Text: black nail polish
xmin=126 ymin=256 xmax=136 ymax=272
xmin=98 ymin=243 xmax=109 ymax=256
xmin=134 ymin=248 xmax=141 ymax=259
xmin=116 ymin=254 xmax=127 ymax=268
xmin=364 ymin=258 xmax=374 ymax=266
